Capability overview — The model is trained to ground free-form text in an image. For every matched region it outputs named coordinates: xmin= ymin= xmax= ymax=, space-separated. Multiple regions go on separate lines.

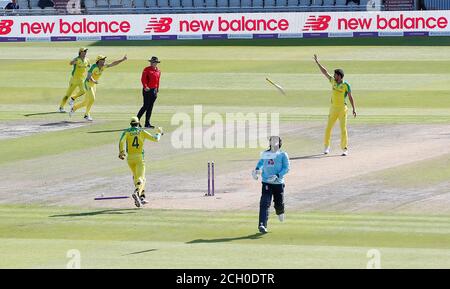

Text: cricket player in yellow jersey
xmin=58 ymin=48 xmax=90 ymax=113
xmin=70 ymin=54 xmax=127 ymax=121
xmin=314 ymin=54 xmax=357 ymax=156
xmin=119 ymin=117 xmax=164 ymax=208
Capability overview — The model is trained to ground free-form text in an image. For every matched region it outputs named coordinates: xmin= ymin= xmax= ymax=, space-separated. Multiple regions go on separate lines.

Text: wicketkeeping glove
xmin=267 ymin=175 xmax=278 ymax=183
xmin=156 ymin=127 xmax=164 ymax=135
xmin=252 ymin=169 xmax=261 ymax=180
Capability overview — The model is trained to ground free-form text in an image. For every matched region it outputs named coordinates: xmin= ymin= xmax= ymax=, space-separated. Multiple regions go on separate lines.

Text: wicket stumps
xmin=207 ymin=161 xmax=215 ymax=196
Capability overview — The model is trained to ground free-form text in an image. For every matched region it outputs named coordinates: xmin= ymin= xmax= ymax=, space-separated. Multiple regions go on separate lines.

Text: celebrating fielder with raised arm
xmin=252 ymin=136 xmax=290 ymax=234
xmin=119 ymin=117 xmax=163 ymax=208
xmin=314 ymin=54 xmax=357 ymax=156
xmin=70 ymin=54 xmax=127 ymax=121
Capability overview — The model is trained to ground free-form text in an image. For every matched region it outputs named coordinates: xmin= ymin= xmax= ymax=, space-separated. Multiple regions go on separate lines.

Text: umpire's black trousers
xmin=137 ymin=88 xmax=157 ymax=126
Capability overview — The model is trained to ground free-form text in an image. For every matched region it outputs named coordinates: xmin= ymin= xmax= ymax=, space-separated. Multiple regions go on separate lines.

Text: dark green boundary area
xmin=92 ymin=36 xmax=450 ymax=46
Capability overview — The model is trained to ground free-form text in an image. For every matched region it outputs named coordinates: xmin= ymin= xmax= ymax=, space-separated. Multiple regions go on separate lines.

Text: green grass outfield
xmin=0 ymin=205 xmax=449 ymax=269
xmin=1 ymin=38 xmax=450 ymax=166
xmin=1 ymin=37 xmax=449 ymax=268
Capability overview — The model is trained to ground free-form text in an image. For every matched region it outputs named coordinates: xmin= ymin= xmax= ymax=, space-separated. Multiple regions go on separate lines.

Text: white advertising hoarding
xmin=0 ymin=10 xmax=449 ymax=41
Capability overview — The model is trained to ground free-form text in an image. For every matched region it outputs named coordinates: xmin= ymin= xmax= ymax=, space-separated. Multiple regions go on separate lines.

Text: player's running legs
xmin=59 ymin=80 xmax=86 ymax=112
xmin=72 ymin=85 xmax=95 ymax=121
xmin=135 ymin=163 xmax=148 ymax=204
xmin=273 ymin=184 xmax=285 ymax=222
xmin=127 ymin=157 xmax=147 ymax=207
xmin=69 ymin=82 xmax=86 ymax=107
xmin=59 ymin=81 xmax=77 ymax=112
xmin=127 ymin=159 xmax=141 ymax=208
xmin=258 ymin=184 xmax=272 ymax=233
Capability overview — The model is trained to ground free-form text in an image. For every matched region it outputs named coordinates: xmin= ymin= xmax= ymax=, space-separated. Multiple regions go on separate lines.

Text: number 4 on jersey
xmin=132 ymin=136 xmax=140 ymax=148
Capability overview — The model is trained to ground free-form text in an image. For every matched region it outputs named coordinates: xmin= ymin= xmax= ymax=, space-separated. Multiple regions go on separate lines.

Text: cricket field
xmin=0 ymin=37 xmax=449 ymax=268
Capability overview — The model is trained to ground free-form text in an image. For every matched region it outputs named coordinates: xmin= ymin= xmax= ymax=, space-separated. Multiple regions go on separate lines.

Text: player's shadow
xmin=123 ymin=249 xmax=158 ymax=256
xmin=231 ymin=154 xmax=339 ymax=162
xmin=24 ymin=112 xmax=64 ymax=117
xmin=290 ymin=154 xmax=335 ymax=160
xmin=186 ymin=233 xmax=264 ymax=244
xmin=87 ymin=129 xmax=125 ymax=134
xmin=49 ymin=209 xmax=137 ymax=218
xmin=40 ymin=121 xmax=86 ymax=126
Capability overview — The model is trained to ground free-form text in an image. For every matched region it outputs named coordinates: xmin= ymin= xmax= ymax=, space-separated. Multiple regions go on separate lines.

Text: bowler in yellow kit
xmin=70 ymin=54 xmax=127 ymax=121
xmin=314 ymin=54 xmax=357 ymax=156
xmin=119 ymin=117 xmax=163 ymax=208
xmin=58 ymin=47 xmax=90 ymax=113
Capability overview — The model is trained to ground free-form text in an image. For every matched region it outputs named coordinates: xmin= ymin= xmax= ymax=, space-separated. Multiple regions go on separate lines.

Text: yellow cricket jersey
xmin=85 ymin=64 xmax=107 ymax=88
xmin=330 ymin=78 xmax=351 ymax=107
xmin=71 ymin=57 xmax=90 ymax=81
xmin=119 ymin=127 xmax=161 ymax=158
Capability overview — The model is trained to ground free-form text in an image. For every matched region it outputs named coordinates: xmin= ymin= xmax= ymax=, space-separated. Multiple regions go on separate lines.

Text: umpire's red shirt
xmin=141 ymin=66 xmax=161 ymax=89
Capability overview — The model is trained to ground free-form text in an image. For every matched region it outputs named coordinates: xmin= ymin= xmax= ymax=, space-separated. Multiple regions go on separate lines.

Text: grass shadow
xmin=88 ymin=129 xmax=125 ymax=134
xmin=40 ymin=121 xmax=86 ymax=126
xmin=124 ymin=249 xmax=158 ymax=256
xmin=231 ymin=154 xmax=342 ymax=162
xmin=186 ymin=233 xmax=264 ymax=244
xmin=50 ymin=209 xmax=137 ymax=218
xmin=290 ymin=154 xmax=343 ymax=160
xmin=24 ymin=112 xmax=63 ymax=117
xmin=290 ymin=154 xmax=327 ymax=160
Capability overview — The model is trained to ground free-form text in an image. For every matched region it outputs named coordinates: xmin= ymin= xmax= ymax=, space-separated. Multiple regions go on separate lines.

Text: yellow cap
xmin=79 ymin=47 xmax=88 ymax=53
xmin=130 ymin=116 xmax=140 ymax=124
xmin=96 ymin=55 xmax=107 ymax=62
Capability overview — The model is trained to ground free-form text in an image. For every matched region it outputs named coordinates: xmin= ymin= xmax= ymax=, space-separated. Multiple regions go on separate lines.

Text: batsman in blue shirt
xmin=252 ymin=136 xmax=290 ymax=234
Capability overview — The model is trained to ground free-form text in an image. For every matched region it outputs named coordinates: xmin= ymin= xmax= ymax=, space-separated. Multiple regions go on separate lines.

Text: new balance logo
xmin=303 ymin=15 xmax=331 ymax=31
xmin=0 ymin=20 xmax=14 ymax=35
xmin=144 ymin=17 xmax=173 ymax=33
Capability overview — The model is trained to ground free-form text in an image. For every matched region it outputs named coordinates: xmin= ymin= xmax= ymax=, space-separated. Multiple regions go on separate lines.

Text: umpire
xmin=137 ymin=56 xmax=161 ymax=128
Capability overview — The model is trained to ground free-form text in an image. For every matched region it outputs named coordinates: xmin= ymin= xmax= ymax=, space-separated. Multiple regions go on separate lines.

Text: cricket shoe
xmin=278 ymin=213 xmax=285 ymax=222
xmin=342 ymin=148 xmax=348 ymax=156
xmin=324 ymin=147 xmax=330 ymax=155
xmin=258 ymin=224 xmax=268 ymax=234
xmin=69 ymin=98 xmax=75 ymax=108
xmin=59 ymin=107 xmax=66 ymax=113
xmin=145 ymin=124 xmax=155 ymax=129
xmin=140 ymin=192 xmax=149 ymax=205
xmin=132 ymin=190 xmax=142 ymax=208
xmin=84 ymin=115 xmax=93 ymax=121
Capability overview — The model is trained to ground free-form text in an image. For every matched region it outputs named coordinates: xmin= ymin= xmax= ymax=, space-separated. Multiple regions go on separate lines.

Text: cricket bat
xmin=266 ymin=78 xmax=286 ymax=95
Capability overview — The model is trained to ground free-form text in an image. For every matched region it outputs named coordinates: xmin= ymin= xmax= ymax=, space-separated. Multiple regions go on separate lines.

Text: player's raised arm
xmin=106 ymin=55 xmax=127 ymax=68
xmin=313 ymin=54 xmax=332 ymax=81
xmin=142 ymin=127 xmax=163 ymax=142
